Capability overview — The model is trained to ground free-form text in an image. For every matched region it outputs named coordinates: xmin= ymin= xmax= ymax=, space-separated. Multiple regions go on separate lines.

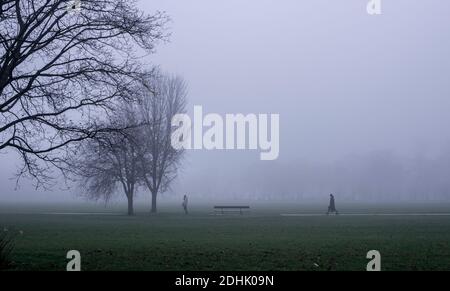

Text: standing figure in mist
xmin=182 ymin=195 xmax=189 ymax=214
xmin=327 ymin=194 xmax=339 ymax=215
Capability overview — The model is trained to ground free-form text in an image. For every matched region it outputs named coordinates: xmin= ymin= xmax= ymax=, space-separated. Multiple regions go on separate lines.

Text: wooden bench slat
xmin=213 ymin=206 xmax=250 ymax=209
xmin=213 ymin=206 xmax=250 ymax=215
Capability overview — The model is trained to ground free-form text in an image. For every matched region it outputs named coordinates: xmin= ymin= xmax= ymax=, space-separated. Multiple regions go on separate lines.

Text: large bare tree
xmin=0 ymin=0 xmax=168 ymax=186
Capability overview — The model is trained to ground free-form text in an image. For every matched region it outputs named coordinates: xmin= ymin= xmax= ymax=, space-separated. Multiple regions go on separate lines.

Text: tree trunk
xmin=127 ymin=193 xmax=134 ymax=216
xmin=151 ymin=191 xmax=157 ymax=213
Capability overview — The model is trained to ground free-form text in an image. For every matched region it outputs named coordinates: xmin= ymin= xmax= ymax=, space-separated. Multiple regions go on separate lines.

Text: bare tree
xmin=73 ymin=101 xmax=141 ymax=215
xmin=72 ymin=73 xmax=187 ymax=214
xmin=137 ymin=74 xmax=187 ymax=213
xmin=0 ymin=0 xmax=168 ymax=186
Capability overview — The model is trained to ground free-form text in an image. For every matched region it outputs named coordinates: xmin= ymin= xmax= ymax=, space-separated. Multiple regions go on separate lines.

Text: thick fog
xmin=1 ymin=0 xmax=450 ymax=202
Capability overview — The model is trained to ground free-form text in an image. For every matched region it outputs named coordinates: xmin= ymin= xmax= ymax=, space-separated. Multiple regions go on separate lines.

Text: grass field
xmin=1 ymin=201 xmax=450 ymax=271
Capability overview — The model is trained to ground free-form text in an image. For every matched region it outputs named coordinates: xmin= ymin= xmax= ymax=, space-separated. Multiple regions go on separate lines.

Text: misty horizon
xmin=2 ymin=0 xmax=450 ymax=202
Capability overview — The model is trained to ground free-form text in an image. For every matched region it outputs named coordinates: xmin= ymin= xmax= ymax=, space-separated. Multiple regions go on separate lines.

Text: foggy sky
xmin=2 ymin=0 xmax=450 ymax=202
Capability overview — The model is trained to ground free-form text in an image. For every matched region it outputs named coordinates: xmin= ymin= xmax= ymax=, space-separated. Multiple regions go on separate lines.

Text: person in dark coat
xmin=327 ymin=194 xmax=339 ymax=215
xmin=182 ymin=194 xmax=188 ymax=214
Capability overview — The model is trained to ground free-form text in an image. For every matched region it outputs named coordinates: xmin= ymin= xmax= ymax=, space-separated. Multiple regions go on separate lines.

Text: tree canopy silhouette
xmin=0 ymin=0 xmax=168 ymax=186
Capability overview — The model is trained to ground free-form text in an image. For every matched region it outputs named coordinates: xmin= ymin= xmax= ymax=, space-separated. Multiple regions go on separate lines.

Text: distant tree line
xmin=184 ymin=150 xmax=450 ymax=202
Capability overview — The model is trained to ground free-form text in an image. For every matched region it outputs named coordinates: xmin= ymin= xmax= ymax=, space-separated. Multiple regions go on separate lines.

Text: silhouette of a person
xmin=327 ymin=194 xmax=339 ymax=215
xmin=182 ymin=195 xmax=188 ymax=214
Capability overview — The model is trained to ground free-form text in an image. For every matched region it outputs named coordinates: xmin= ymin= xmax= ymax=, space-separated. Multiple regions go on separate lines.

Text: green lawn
xmin=1 ymin=202 xmax=450 ymax=271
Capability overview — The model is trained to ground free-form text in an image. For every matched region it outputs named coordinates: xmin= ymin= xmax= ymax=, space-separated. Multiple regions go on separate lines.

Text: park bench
xmin=213 ymin=205 xmax=250 ymax=215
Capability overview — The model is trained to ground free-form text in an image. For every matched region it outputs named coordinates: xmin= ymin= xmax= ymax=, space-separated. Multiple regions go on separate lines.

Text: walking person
xmin=327 ymin=193 xmax=339 ymax=215
xmin=182 ymin=194 xmax=188 ymax=214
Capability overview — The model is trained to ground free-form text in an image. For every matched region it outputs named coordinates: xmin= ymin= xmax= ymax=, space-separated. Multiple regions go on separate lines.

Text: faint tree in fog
xmin=0 ymin=0 xmax=168 ymax=187
xmin=73 ymin=72 xmax=187 ymax=214
xmin=137 ymin=74 xmax=187 ymax=213
xmin=73 ymin=101 xmax=141 ymax=215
